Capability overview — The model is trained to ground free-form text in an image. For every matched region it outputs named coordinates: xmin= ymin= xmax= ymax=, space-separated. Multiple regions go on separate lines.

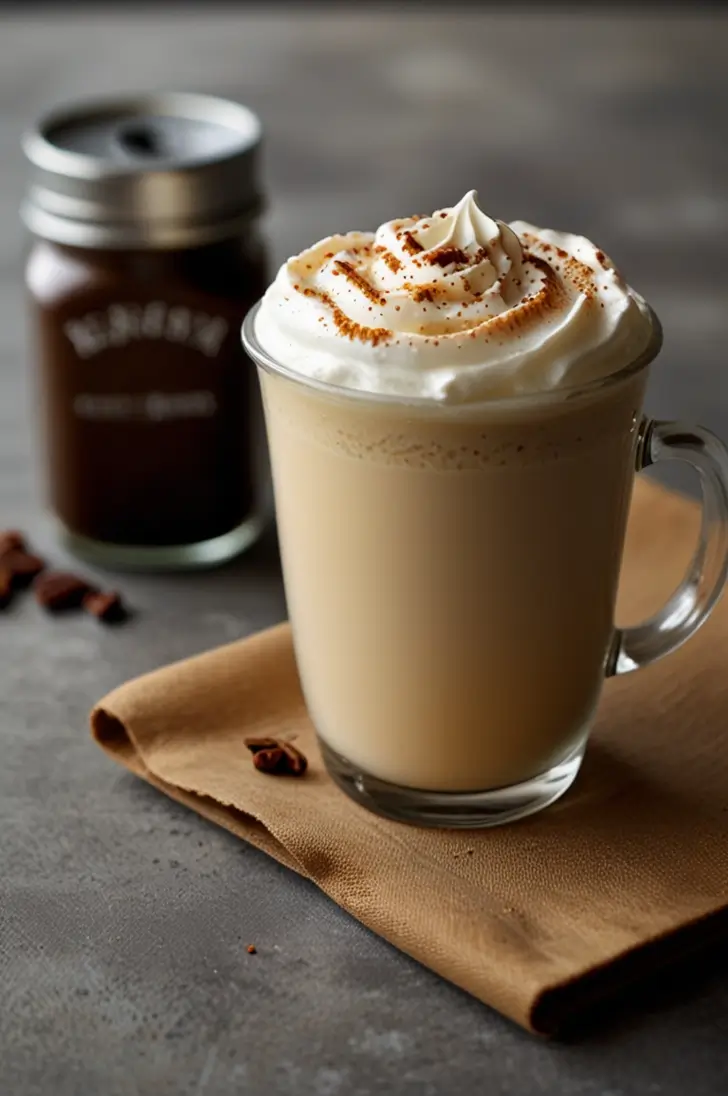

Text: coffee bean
xmin=34 ymin=571 xmax=94 ymax=612
xmin=83 ymin=590 xmax=127 ymax=623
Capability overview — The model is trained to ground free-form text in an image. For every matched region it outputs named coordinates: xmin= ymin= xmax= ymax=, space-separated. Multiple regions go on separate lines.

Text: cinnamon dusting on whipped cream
xmin=381 ymin=251 xmax=402 ymax=274
xmin=425 ymin=245 xmax=472 ymax=268
xmin=334 ymin=260 xmax=385 ymax=306
xmin=412 ymin=285 xmax=437 ymax=303
xmin=401 ymin=232 xmax=424 ymax=256
xmin=255 ymin=191 xmax=654 ymax=402
xmin=301 ymin=286 xmax=391 ymax=347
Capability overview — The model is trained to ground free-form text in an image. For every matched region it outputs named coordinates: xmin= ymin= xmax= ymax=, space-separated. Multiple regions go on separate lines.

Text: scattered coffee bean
xmin=0 ymin=567 xmax=13 ymax=609
xmin=34 ymin=571 xmax=94 ymax=612
xmin=244 ymin=736 xmax=282 ymax=752
xmin=0 ymin=529 xmax=130 ymax=625
xmin=2 ymin=550 xmax=46 ymax=589
xmin=244 ymin=735 xmax=308 ymax=776
xmin=278 ymin=740 xmax=308 ymax=775
xmin=0 ymin=531 xmax=43 ymax=590
xmin=252 ymin=746 xmax=287 ymax=773
xmin=0 ymin=530 xmax=26 ymax=555
xmin=83 ymin=590 xmax=127 ymax=624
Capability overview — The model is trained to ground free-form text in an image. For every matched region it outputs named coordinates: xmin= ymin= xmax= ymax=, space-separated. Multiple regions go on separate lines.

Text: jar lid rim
xmin=22 ymin=92 xmax=264 ymax=248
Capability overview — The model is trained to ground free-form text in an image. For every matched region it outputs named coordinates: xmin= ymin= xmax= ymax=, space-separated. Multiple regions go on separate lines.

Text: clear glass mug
xmin=243 ymin=304 xmax=728 ymax=828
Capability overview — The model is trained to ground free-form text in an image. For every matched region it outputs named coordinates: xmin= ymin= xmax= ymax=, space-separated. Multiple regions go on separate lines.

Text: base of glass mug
xmin=56 ymin=512 xmax=265 ymax=573
xmin=319 ymin=737 xmax=587 ymax=829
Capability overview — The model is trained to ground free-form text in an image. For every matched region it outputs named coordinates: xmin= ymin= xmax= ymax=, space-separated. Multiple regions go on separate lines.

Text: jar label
xmin=73 ymin=391 xmax=218 ymax=422
xmin=63 ymin=301 xmax=229 ymax=359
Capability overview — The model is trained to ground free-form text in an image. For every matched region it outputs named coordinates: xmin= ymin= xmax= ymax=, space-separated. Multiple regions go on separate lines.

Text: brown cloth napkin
xmin=91 ymin=479 xmax=728 ymax=1034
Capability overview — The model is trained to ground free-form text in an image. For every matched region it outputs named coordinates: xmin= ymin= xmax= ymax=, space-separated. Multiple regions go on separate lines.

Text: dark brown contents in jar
xmin=28 ymin=236 xmax=267 ymax=547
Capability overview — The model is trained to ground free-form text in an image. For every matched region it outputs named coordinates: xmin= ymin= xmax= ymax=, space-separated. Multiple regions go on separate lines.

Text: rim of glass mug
xmin=242 ymin=298 xmax=664 ymax=411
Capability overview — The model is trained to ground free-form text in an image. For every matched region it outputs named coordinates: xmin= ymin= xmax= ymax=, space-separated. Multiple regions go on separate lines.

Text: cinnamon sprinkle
xmin=380 ymin=250 xmax=402 ymax=273
xmin=425 ymin=244 xmax=469 ymax=267
xmin=301 ymin=287 xmax=391 ymax=346
xmin=402 ymin=232 xmax=424 ymax=255
xmin=334 ymin=260 xmax=384 ymax=305
xmin=561 ymin=254 xmax=597 ymax=298
xmin=478 ymin=254 xmax=566 ymax=335
xmin=444 ymin=255 xmax=567 ymax=344
xmin=412 ymin=285 xmax=436 ymax=303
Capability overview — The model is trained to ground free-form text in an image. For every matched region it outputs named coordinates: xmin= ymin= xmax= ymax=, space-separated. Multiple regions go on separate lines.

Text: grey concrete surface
xmin=2 ymin=7 xmax=728 ymax=1095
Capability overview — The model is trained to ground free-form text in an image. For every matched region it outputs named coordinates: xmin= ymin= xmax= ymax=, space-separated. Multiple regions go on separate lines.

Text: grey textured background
xmin=2 ymin=6 xmax=728 ymax=1095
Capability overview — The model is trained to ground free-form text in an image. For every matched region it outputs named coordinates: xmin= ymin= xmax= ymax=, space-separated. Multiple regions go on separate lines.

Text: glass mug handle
xmin=607 ymin=418 xmax=728 ymax=676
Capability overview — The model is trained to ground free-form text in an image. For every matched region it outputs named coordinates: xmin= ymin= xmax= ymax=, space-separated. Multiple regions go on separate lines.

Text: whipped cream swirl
xmin=254 ymin=191 xmax=654 ymax=402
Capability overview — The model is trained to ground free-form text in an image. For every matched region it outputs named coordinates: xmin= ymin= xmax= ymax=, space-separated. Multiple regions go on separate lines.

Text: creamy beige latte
xmin=253 ymin=192 xmax=654 ymax=792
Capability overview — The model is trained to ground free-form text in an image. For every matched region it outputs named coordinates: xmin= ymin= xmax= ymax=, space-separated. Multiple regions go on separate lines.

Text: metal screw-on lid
xmin=22 ymin=92 xmax=264 ymax=250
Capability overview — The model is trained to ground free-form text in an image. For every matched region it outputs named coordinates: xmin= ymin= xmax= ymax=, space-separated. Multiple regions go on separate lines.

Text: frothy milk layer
xmin=255 ymin=191 xmax=654 ymax=403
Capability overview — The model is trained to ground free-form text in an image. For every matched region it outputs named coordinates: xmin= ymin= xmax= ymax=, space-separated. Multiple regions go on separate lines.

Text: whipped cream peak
xmin=389 ymin=189 xmax=522 ymax=277
xmin=255 ymin=192 xmax=654 ymax=403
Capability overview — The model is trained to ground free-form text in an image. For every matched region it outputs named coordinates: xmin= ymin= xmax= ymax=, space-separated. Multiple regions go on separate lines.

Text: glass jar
xmin=22 ymin=93 xmax=269 ymax=570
